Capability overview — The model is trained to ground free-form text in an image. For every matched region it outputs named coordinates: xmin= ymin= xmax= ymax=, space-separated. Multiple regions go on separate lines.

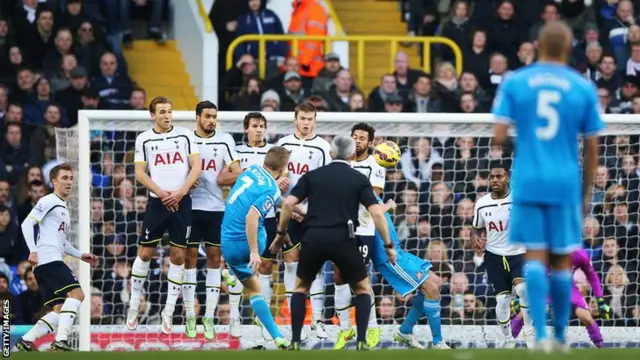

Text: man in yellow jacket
xmin=288 ymin=0 xmax=328 ymax=78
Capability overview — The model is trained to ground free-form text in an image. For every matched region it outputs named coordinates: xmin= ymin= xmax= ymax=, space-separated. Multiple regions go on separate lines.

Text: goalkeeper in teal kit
xmin=220 ymin=146 xmax=291 ymax=349
xmin=492 ymin=21 xmax=603 ymax=352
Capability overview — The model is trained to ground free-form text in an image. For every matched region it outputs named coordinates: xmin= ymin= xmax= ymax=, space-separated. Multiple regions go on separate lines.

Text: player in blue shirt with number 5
xmin=221 ymin=146 xmax=292 ymax=349
xmin=492 ymin=21 xmax=604 ymax=352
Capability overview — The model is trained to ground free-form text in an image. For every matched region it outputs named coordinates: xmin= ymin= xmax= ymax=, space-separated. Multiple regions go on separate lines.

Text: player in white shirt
xmin=223 ymin=112 xmax=290 ymax=339
xmin=183 ymin=101 xmax=242 ymax=339
xmin=17 ymin=163 xmax=99 ymax=352
xmin=472 ymin=164 xmax=532 ymax=348
xmin=333 ymin=123 xmax=393 ymax=349
xmin=276 ymin=103 xmax=331 ymax=339
xmin=127 ymin=97 xmax=202 ymax=335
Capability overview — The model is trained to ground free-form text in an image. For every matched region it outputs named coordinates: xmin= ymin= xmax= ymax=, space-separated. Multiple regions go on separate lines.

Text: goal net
xmin=49 ymin=110 xmax=640 ymax=351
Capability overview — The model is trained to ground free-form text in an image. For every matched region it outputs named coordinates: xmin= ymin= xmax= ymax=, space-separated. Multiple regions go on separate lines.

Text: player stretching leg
xmin=127 ymin=97 xmax=202 ymax=334
xmin=334 ymin=123 xmax=387 ymax=349
xmin=237 ymin=113 xmax=289 ymax=339
xmin=220 ymin=147 xmax=293 ymax=349
xmin=510 ymin=248 xmax=611 ymax=348
xmin=493 ymin=21 xmax=603 ymax=352
xmin=183 ymin=101 xmax=242 ymax=339
xmin=276 ymin=103 xmax=331 ymax=339
xmin=471 ymin=164 xmax=532 ymax=348
xmin=365 ymin=196 xmax=448 ymax=349
xmin=17 ymin=164 xmax=99 ymax=352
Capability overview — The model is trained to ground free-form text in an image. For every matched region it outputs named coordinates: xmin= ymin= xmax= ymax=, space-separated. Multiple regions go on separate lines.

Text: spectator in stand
xmin=573 ymin=23 xmax=609 ymax=68
xmin=54 ymin=66 xmax=89 ymax=126
xmin=528 ymin=2 xmax=561 ymax=42
xmin=75 ymin=20 xmax=108 ymax=77
xmin=384 ymin=93 xmax=405 ymax=113
xmin=612 ymin=76 xmax=638 ymax=113
xmin=0 ymin=86 xmax=8 ymax=120
xmin=12 ymin=68 xmax=36 ymax=104
xmin=267 ymin=56 xmax=312 ymax=91
xmin=120 ymin=0 xmax=166 ymax=46
xmin=50 ymin=54 xmax=79 ymax=93
xmin=260 ymin=89 xmax=280 ymax=111
xmin=393 ymin=52 xmax=426 ymax=98
xmin=24 ymin=8 xmax=55 ymax=70
xmin=480 ymin=53 xmax=510 ymax=100
xmin=596 ymin=54 xmax=621 ymax=94
xmin=432 ymin=62 xmax=459 ymax=111
xmin=276 ymin=71 xmax=307 ymax=111
xmin=16 ymin=180 xmax=45 ymax=227
xmin=368 ymin=74 xmax=400 ymax=112
xmin=485 ymin=1 xmax=526 ymax=68
xmin=2 ymin=122 xmax=29 ymax=184
xmin=514 ymin=41 xmax=536 ymax=69
xmin=24 ymin=77 xmax=69 ymax=126
xmin=28 ymin=103 xmax=63 ymax=166
xmin=320 ymin=69 xmax=356 ymax=112
xmin=407 ymin=0 xmax=439 ymax=39
xmin=231 ymin=75 xmax=263 ymax=111
xmin=462 ymin=29 xmax=490 ymax=82
xmin=576 ymin=42 xmax=604 ymax=81
xmin=0 ymin=205 xmax=22 ymax=265
xmin=604 ymin=0 xmax=637 ymax=67
xmin=288 ymin=0 xmax=328 ymax=78
xmin=128 ymin=87 xmax=147 ymax=110
xmin=400 ymin=137 xmax=443 ymax=187
xmin=91 ymin=52 xmax=133 ymax=108
xmin=43 ymin=28 xmax=75 ymax=77
xmin=627 ymin=42 xmax=640 ymax=76
xmin=19 ymin=267 xmax=42 ymax=325
xmin=455 ymin=72 xmax=490 ymax=112
xmin=347 ymin=91 xmax=365 ymax=111
xmin=312 ymin=52 xmax=343 ymax=93
xmin=439 ymin=0 xmax=473 ymax=63
xmin=403 ymin=74 xmax=440 ymax=113
xmin=233 ymin=0 xmax=288 ymax=72
xmin=224 ymin=53 xmax=258 ymax=103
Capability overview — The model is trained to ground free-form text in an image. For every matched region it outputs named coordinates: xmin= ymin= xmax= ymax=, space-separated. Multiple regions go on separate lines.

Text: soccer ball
xmin=373 ymin=141 xmax=401 ymax=168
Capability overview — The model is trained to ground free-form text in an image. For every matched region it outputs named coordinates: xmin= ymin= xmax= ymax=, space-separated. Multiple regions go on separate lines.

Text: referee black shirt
xmin=290 ymin=160 xmax=378 ymax=228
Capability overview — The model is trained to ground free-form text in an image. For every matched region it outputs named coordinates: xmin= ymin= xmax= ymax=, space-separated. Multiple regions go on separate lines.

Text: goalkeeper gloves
xmin=597 ymin=297 xmax=611 ymax=320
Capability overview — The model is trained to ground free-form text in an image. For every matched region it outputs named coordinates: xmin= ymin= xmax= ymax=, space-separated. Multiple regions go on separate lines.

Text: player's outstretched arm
xmin=217 ymin=161 xmax=242 ymax=186
xmin=134 ymin=162 xmax=168 ymax=199
xmin=368 ymin=204 xmax=396 ymax=263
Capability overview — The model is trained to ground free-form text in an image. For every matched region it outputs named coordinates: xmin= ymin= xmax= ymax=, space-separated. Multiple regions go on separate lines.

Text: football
xmin=373 ymin=140 xmax=401 ymax=168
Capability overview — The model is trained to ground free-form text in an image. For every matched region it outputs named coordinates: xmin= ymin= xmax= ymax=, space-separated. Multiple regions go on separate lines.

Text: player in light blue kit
xmin=221 ymin=146 xmax=292 ymax=349
xmin=492 ymin=21 xmax=604 ymax=352
xmin=371 ymin=198 xmax=448 ymax=349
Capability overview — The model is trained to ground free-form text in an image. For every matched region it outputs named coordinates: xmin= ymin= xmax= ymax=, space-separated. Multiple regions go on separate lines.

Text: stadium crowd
xmin=0 ymin=0 xmax=638 ymax=336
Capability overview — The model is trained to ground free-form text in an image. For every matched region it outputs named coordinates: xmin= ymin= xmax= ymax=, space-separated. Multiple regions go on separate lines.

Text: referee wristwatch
xmin=384 ymin=243 xmax=394 ymax=249
xmin=277 ymin=229 xmax=287 ymax=236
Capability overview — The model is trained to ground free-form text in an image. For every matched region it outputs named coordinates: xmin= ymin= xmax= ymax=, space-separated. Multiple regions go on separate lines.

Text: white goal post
xmin=61 ymin=110 xmax=640 ymax=351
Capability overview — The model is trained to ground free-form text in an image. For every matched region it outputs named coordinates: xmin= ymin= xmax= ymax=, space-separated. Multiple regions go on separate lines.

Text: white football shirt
xmin=134 ymin=126 xmax=199 ymax=198
xmin=237 ymin=143 xmax=276 ymax=218
xmin=27 ymin=193 xmax=71 ymax=265
xmin=472 ymin=191 xmax=525 ymax=256
xmin=276 ymin=134 xmax=331 ymax=193
xmin=191 ymin=131 xmax=239 ymax=212
xmin=352 ymin=154 xmax=386 ymax=236
xmin=236 ymin=143 xmax=274 ymax=169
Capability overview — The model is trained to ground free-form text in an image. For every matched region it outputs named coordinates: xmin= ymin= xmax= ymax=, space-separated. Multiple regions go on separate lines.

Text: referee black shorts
xmin=298 ymin=227 xmax=367 ymax=285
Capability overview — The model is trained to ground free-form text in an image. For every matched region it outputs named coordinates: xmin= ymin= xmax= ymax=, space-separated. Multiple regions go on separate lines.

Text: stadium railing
xmin=225 ymin=35 xmax=463 ymax=86
xmin=55 ymin=111 xmax=640 ymax=351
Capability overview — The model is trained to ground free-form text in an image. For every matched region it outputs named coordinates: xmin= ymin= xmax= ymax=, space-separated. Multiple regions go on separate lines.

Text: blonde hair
xmin=436 ymin=62 xmax=457 ymax=80
xmin=427 ymin=239 xmax=449 ymax=261
xmin=605 ymin=265 xmax=629 ymax=286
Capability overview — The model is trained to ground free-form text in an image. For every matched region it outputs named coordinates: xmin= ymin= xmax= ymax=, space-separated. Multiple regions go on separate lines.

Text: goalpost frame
xmin=75 ymin=110 xmax=640 ymax=351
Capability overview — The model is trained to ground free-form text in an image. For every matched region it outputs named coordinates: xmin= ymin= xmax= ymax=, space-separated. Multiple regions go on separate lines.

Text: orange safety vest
xmin=288 ymin=0 xmax=328 ymax=78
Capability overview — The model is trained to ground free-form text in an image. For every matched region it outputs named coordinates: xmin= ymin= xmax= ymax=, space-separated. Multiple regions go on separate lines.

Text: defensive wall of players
xmin=51 ymin=110 xmax=640 ymax=351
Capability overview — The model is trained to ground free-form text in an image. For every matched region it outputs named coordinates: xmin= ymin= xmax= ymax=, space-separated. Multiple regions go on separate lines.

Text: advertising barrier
xmin=9 ymin=325 xmax=640 ymax=351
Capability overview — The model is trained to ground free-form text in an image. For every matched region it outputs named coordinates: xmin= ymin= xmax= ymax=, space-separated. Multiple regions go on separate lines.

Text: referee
xmin=271 ymin=135 xmax=397 ymax=351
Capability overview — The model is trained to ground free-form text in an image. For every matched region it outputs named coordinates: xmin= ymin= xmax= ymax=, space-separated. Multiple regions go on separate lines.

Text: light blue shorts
xmin=509 ymin=202 xmax=582 ymax=255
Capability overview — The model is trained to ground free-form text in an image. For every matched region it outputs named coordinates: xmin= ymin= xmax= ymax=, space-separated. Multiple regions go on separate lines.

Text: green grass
xmin=8 ymin=349 xmax=640 ymax=360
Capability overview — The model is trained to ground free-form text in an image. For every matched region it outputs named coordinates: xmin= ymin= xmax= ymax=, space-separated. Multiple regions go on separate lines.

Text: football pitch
xmin=8 ymin=349 xmax=640 ymax=360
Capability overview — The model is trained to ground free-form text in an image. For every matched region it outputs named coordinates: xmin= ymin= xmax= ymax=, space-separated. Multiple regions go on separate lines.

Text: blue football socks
xmin=524 ymin=260 xmax=550 ymax=342
xmin=423 ymin=298 xmax=443 ymax=345
xmin=399 ymin=292 xmax=424 ymax=335
xmin=250 ymin=295 xmax=283 ymax=340
xmin=549 ymin=270 xmax=573 ymax=344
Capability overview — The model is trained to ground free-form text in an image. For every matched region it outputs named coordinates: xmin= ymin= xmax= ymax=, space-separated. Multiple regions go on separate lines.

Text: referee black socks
xmin=353 ymin=293 xmax=371 ymax=343
xmin=290 ymin=292 xmax=307 ymax=342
